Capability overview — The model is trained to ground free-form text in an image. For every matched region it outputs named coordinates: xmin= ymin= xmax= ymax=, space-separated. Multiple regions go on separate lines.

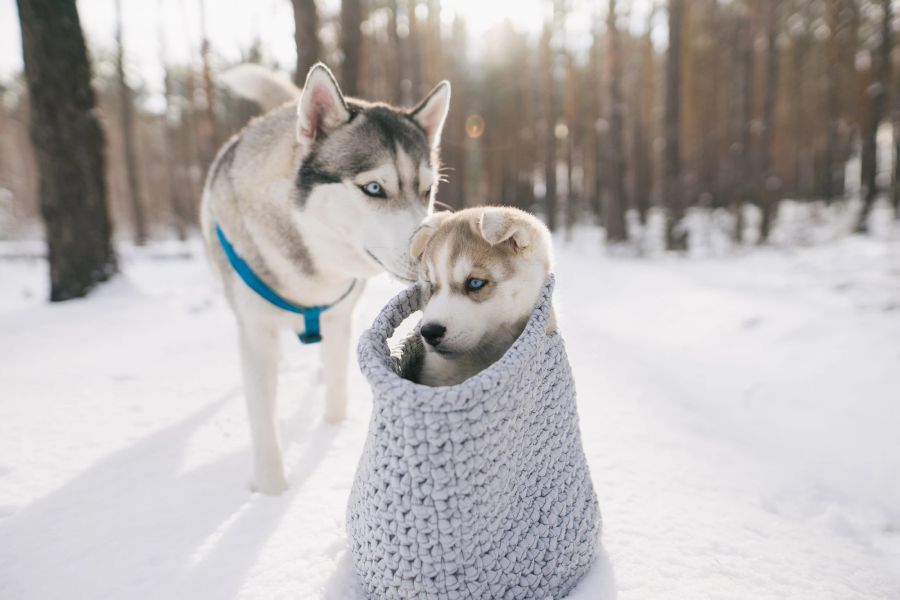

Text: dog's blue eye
xmin=466 ymin=278 xmax=487 ymax=291
xmin=361 ymin=182 xmax=385 ymax=198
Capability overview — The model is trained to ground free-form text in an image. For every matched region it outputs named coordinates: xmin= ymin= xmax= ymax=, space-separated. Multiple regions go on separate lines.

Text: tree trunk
xmin=664 ymin=0 xmax=686 ymax=250
xmin=856 ymin=0 xmax=892 ymax=233
xmin=407 ymin=0 xmax=423 ymax=102
xmin=700 ymin=0 xmax=721 ymax=205
xmin=115 ymin=0 xmax=147 ymax=245
xmin=157 ymin=2 xmax=187 ymax=241
xmin=823 ymin=0 xmax=843 ymax=204
xmin=587 ymin=21 xmax=605 ymax=223
xmin=540 ymin=24 xmax=557 ymax=233
xmin=389 ymin=0 xmax=405 ymax=104
xmin=894 ymin=105 xmax=900 ymax=220
xmin=564 ymin=53 xmax=578 ymax=238
xmin=633 ymin=3 xmax=655 ymax=227
xmin=17 ymin=0 xmax=117 ymax=300
xmin=732 ymin=0 xmax=756 ymax=245
xmin=197 ymin=0 xmax=218 ymax=170
xmin=159 ymin=85 xmax=187 ymax=241
xmin=341 ymin=0 xmax=363 ymax=96
xmin=292 ymin=0 xmax=320 ymax=86
xmin=604 ymin=0 xmax=628 ymax=243
xmin=757 ymin=0 xmax=781 ymax=244
xmin=893 ymin=123 xmax=900 ymax=219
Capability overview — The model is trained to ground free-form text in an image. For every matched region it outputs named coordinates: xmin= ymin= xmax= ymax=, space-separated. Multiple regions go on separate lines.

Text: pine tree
xmin=604 ymin=0 xmax=628 ymax=243
xmin=857 ymin=0 xmax=892 ymax=233
xmin=341 ymin=0 xmax=363 ymax=96
xmin=17 ymin=0 xmax=117 ymax=300
xmin=664 ymin=0 xmax=686 ymax=250
xmin=292 ymin=0 xmax=321 ymax=86
xmin=115 ymin=0 xmax=147 ymax=245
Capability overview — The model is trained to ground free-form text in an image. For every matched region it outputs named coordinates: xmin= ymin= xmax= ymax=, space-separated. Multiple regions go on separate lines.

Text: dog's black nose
xmin=421 ymin=323 xmax=446 ymax=346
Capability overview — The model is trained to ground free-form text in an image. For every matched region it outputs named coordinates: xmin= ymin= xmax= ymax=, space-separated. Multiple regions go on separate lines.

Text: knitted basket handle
xmin=370 ymin=282 xmax=426 ymax=344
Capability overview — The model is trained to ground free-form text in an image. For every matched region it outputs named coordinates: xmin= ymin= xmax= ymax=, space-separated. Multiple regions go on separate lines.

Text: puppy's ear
xmin=478 ymin=207 xmax=535 ymax=249
xmin=296 ymin=64 xmax=351 ymax=148
xmin=409 ymin=211 xmax=451 ymax=260
xmin=410 ymin=81 xmax=451 ymax=148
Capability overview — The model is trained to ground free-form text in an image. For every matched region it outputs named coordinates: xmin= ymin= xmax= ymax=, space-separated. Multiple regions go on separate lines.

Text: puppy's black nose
xmin=421 ymin=323 xmax=446 ymax=346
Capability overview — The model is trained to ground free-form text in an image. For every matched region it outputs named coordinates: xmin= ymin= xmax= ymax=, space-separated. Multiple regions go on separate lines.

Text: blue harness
xmin=216 ymin=224 xmax=357 ymax=344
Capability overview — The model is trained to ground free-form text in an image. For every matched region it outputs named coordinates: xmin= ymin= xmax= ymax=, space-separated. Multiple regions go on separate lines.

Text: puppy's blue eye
xmin=466 ymin=278 xmax=487 ymax=291
xmin=361 ymin=182 xmax=385 ymax=197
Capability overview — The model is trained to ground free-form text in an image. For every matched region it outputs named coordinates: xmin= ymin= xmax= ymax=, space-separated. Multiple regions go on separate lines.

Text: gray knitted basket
xmin=349 ymin=276 xmax=601 ymax=600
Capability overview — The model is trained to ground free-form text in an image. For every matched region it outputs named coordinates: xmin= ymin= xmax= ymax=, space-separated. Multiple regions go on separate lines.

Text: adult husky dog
xmin=201 ymin=63 xmax=450 ymax=494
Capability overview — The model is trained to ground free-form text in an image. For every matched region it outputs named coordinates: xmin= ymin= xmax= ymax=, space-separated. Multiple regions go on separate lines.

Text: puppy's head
xmin=410 ymin=207 xmax=553 ymax=358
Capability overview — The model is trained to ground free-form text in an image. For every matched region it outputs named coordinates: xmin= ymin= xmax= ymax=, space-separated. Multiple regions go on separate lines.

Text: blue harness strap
xmin=215 ymin=224 xmax=356 ymax=344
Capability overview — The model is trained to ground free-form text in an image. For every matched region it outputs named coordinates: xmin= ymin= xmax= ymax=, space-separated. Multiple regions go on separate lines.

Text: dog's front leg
xmin=238 ymin=322 xmax=288 ymax=495
xmin=321 ymin=307 xmax=352 ymax=422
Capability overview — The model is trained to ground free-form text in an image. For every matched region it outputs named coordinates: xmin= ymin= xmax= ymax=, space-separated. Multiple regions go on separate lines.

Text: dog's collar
xmin=215 ymin=224 xmax=357 ymax=344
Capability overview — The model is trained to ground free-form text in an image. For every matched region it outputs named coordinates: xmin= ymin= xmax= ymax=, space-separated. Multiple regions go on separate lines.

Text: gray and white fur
xmin=201 ymin=63 xmax=450 ymax=494
xmin=408 ymin=207 xmax=556 ymax=387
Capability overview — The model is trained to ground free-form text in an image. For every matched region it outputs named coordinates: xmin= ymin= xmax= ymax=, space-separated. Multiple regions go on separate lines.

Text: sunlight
xmin=442 ymin=0 xmax=547 ymax=35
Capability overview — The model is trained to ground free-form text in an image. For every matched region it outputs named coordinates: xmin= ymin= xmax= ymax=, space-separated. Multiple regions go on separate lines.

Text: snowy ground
xmin=1 ymin=230 xmax=899 ymax=599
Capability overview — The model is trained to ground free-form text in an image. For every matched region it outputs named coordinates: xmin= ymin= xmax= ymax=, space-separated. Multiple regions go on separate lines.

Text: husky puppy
xmin=201 ymin=63 xmax=450 ymax=494
xmin=408 ymin=207 xmax=555 ymax=387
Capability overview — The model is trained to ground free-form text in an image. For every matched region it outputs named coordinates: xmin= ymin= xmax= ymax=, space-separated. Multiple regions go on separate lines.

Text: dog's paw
xmin=252 ymin=467 xmax=288 ymax=496
xmin=324 ymin=389 xmax=347 ymax=423
xmin=324 ymin=404 xmax=347 ymax=424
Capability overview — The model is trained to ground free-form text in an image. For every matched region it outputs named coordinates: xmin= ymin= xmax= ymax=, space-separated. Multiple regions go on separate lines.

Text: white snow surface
xmin=1 ymin=232 xmax=899 ymax=599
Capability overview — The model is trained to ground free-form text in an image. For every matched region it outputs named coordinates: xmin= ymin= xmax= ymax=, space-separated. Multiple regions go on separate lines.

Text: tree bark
xmin=664 ymin=0 xmax=685 ymax=250
xmin=292 ymin=0 xmax=320 ymax=86
xmin=341 ymin=0 xmax=363 ymax=96
xmin=197 ymin=0 xmax=218 ymax=169
xmin=564 ymin=52 xmax=578 ymax=238
xmin=115 ymin=0 xmax=147 ymax=245
xmin=604 ymin=0 xmax=628 ymax=243
xmin=407 ymin=0 xmax=423 ymax=102
xmin=757 ymin=0 xmax=781 ymax=244
xmin=894 ymin=84 xmax=900 ymax=219
xmin=731 ymin=0 xmax=756 ymax=244
xmin=823 ymin=0 xmax=843 ymax=204
xmin=17 ymin=0 xmax=117 ymax=300
xmin=587 ymin=21 xmax=605 ymax=223
xmin=633 ymin=3 xmax=656 ymax=227
xmin=157 ymin=0 xmax=187 ymax=241
xmin=699 ymin=0 xmax=720 ymax=205
xmin=389 ymin=0 xmax=405 ymax=104
xmin=857 ymin=0 xmax=892 ymax=233
xmin=540 ymin=24 xmax=558 ymax=232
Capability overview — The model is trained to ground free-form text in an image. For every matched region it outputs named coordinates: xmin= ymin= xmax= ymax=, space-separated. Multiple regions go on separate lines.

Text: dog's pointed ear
xmin=478 ymin=207 xmax=535 ymax=249
xmin=410 ymin=81 xmax=451 ymax=148
xmin=296 ymin=63 xmax=351 ymax=147
xmin=409 ymin=211 xmax=452 ymax=260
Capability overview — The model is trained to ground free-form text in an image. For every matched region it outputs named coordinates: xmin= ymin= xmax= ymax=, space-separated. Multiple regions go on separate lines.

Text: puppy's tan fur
xmin=411 ymin=207 xmax=555 ymax=387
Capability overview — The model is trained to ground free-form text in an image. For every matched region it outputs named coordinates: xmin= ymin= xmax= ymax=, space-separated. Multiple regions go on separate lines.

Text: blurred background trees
xmin=16 ymin=0 xmax=117 ymax=300
xmin=4 ymin=0 xmax=900 ymax=297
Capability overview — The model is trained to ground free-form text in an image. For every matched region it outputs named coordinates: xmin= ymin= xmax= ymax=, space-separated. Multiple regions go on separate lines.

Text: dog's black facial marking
xmin=294 ymin=103 xmax=433 ymax=205
xmin=296 ymin=158 xmax=341 ymax=204
xmin=362 ymin=106 xmax=430 ymax=166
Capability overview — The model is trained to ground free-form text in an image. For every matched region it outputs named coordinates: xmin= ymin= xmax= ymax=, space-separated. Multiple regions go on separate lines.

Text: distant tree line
xmin=5 ymin=0 xmax=900 ymax=299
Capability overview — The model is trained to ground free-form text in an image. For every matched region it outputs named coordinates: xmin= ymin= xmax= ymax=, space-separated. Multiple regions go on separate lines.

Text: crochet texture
xmin=349 ymin=276 xmax=601 ymax=599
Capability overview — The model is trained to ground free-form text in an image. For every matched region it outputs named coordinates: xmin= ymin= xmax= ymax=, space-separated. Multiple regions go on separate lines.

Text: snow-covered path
xmin=1 ymin=235 xmax=899 ymax=599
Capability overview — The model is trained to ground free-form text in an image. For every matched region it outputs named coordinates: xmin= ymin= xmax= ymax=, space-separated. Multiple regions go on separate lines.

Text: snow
xmin=1 ymin=231 xmax=899 ymax=599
